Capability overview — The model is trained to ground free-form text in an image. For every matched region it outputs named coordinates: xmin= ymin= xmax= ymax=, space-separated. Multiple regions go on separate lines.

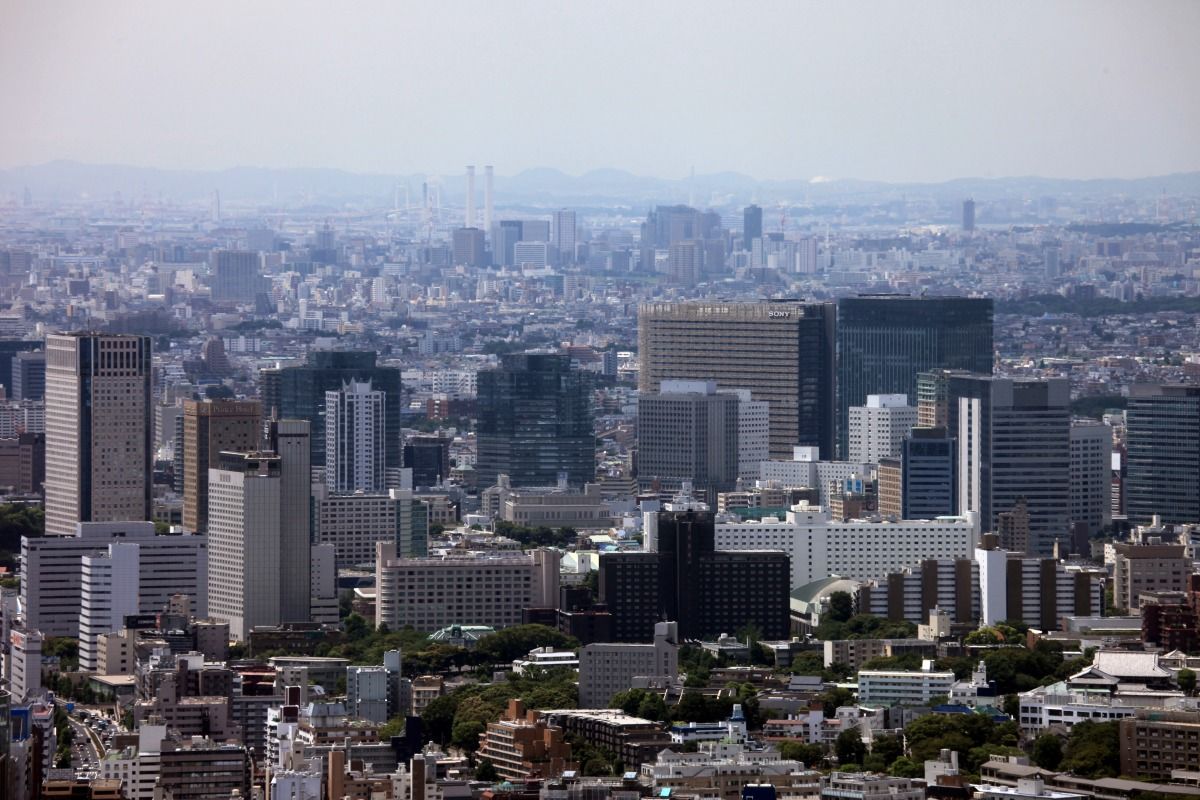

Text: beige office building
xmin=375 ymin=545 xmax=560 ymax=632
xmin=638 ymin=301 xmax=836 ymax=459
xmin=44 ymin=333 xmax=153 ymax=536
xmin=182 ymin=399 xmax=261 ymax=532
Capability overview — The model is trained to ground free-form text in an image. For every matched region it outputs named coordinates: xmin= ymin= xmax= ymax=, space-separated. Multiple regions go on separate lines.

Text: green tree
xmin=380 ymin=716 xmax=408 ymax=740
xmin=778 ymin=740 xmax=825 ymax=767
xmin=475 ymin=758 xmax=499 ymax=782
xmin=472 ymin=625 xmax=579 ymax=664
xmin=870 ymin=733 xmax=904 ymax=767
xmin=835 ymin=728 xmax=866 ymax=766
xmin=1060 ymin=721 xmax=1120 ymax=779
xmin=1177 ymin=668 xmax=1196 ymax=695
xmin=889 ymin=757 xmax=922 ymax=778
xmin=421 ymin=694 xmax=460 ymax=744
xmin=1032 ymin=733 xmax=1063 ymax=770
xmin=827 ymin=592 xmax=854 ymax=623
xmin=451 ymin=720 xmax=485 ymax=752
xmin=636 ymin=693 xmax=669 ymax=723
xmin=343 ymin=613 xmax=371 ymax=640
xmin=821 ymin=687 xmax=855 ymax=718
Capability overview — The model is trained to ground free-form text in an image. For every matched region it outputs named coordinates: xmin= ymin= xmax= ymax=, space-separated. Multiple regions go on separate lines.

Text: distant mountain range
xmin=2 ymin=159 xmax=1198 ymax=208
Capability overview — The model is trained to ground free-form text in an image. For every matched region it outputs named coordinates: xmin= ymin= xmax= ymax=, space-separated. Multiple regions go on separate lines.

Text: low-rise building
xmin=1119 ymin=708 xmax=1200 ymax=781
xmin=819 ymin=772 xmax=923 ymax=800
xmin=644 ymin=741 xmax=819 ymax=800
xmin=540 ymin=709 xmax=672 ymax=770
xmin=476 ymin=699 xmax=575 ymax=781
xmin=856 ymin=660 xmax=955 ymax=707
xmin=578 ymin=621 xmax=678 ymax=708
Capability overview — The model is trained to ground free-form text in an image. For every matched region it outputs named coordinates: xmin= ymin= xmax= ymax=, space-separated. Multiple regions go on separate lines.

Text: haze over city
xmin=4 ymin=4 xmax=1200 ymax=800
xmin=2 ymin=1 xmax=1199 ymax=182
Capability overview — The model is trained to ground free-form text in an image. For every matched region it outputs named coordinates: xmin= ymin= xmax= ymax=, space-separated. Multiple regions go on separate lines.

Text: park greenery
xmin=814 ymin=592 xmax=918 ymax=641
xmin=0 ymin=502 xmax=43 ymax=569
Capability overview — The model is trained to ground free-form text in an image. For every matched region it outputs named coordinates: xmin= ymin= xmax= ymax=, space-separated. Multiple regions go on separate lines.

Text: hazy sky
xmin=2 ymin=1 xmax=1198 ymax=183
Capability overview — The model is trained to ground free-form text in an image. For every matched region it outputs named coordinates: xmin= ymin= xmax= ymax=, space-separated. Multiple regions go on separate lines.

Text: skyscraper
xmin=493 ymin=220 xmax=523 ymax=267
xmin=207 ymin=420 xmax=310 ymax=641
xmin=451 ymin=227 xmax=486 ymax=267
xmin=552 ymin=209 xmax=576 ymax=265
xmin=847 ymin=394 xmax=918 ymax=464
xmin=666 ymin=240 xmax=702 ymax=286
xmin=210 ymin=250 xmax=262 ymax=305
xmin=962 ymin=198 xmax=976 ymax=231
xmin=639 ymin=301 xmax=837 ymax=459
xmin=599 ymin=507 xmax=790 ymax=642
xmin=520 ymin=219 xmax=551 ymax=243
xmin=260 ymin=350 xmax=401 ymax=477
xmin=10 ymin=351 xmax=44 ymax=401
xmin=44 ymin=333 xmax=153 ymax=536
xmin=836 ymin=295 xmax=993 ymax=458
xmin=636 ymin=381 xmax=739 ymax=501
xmin=476 ymin=353 xmax=594 ymax=488
xmin=1069 ymin=419 xmax=1113 ymax=539
xmin=899 ymin=427 xmax=957 ymax=519
xmin=742 ymin=205 xmax=762 ymax=251
xmin=948 ymin=375 xmax=1070 ymax=556
xmin=182 ymin=399 xmax=262 ymax=533
xmin=1125 ymin=384 xmax=1200 ymax=525
xmin=325 ymin=379 xmax=388 ymax=493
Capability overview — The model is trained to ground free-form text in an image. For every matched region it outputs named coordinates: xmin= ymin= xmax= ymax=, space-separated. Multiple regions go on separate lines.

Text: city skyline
xmin=2 ymin=2 xmax=1198 ymax=182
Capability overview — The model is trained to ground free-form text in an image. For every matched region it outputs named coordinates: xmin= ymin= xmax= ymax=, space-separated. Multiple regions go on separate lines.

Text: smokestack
xmin=484 ymin=165 xmax=494 ymax=232
xmin=465 ymin=165 xmax=476 ymax=228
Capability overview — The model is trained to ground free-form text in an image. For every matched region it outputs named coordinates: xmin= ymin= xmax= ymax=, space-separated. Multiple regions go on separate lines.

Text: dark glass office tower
xmin=946 ymin=375 xmax=1070 ymax=556
xmin=259 ymin=350 xmax=402 ymax=474
xmin=599 ymin=508 xmax=790 ymax=642
xmin=404 ymin=436 xmax=452 ymax=487
xmin=837 ymin=295 xmax=993 ymax=458
xmin=742 ymin=205 xmax=762 ymax=251
xmin=902 ymin=427 xmax=957 ymax=518
xmin=476 ymin=353 xmax=594 ymax=488
xmin=1126 ymin=384 xmax=1200 ymax=525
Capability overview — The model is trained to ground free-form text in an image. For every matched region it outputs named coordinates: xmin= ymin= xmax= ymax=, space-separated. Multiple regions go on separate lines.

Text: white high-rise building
xmin=208 ymin=423 xmax=311 ymax=641
xmin=8 ymin=627 xmax=42 ymax=702
xmin=208 ymin=452 xmax=284 ymax=641
xmin=847 ymin=394 xmax=917 ymax=464
xmin=78 ymin=543 xmax=141 ymax=672
xmin=721 ymin=389 xmax=769 ymax=481
xmin=325 ymin=380 xmax=388 ymax=493
xmin=44 ymin=333 xmax=153 ymax=536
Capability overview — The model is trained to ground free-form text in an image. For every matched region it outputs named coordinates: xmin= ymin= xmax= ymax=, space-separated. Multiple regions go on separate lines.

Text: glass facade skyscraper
xmin=476 ymin=353 xmax=594 ymax=488
xmin=260 ymin=350 xmax=402 ymax=474
xmin=837 ymin=295 xmax=994 ymax=458
xmin=1126 ymin=384 xmax=1200 ymax=525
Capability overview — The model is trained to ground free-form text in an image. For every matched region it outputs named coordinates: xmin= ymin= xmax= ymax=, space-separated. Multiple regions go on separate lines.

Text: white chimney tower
xmin=484 ymin=165 xmax=494 ymax=232
xmin=465 ymin=165 xmax=476 ymax=228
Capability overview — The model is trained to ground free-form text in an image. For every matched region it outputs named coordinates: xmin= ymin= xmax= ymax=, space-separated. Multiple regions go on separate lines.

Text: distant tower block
xmin=484 ymin=165 xmax=494 ymax=232
xmin=962 ymin=198 xmax=976 ymax=232
xmin=466 ymin=165 xmax=476 ymax=228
